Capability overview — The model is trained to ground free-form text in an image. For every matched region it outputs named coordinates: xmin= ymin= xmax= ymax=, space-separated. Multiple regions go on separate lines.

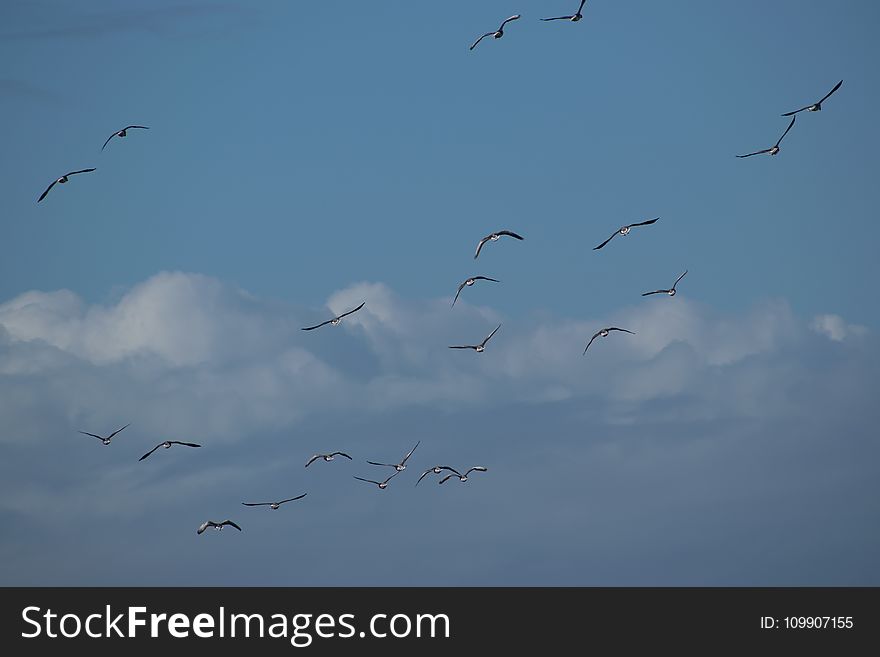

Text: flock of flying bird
xmin=42 ymin=2 xmax=843 ymax=537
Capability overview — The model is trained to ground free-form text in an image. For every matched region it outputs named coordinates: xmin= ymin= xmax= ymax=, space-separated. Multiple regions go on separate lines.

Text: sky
xmin=0 ymin=1 xmax=878 ymax=585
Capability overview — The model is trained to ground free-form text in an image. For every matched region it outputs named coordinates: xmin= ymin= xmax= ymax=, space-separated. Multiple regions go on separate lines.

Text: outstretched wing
xmin=106 ymin=423 xmax=131 ymax=441
xmin=672 ymin=269 xmax=688 ymax=289
xmin=301 ymin=318 xmax=333 ymax=331
xmin=817 ymin=79 xmax=843 ymax=105
xmin=78 ymin=430 xmax=105 ymax=441
xmin=221 ymin=520 xmax=242 ymax=531
xmin=452 ymin=281 xmax=467 ymax=307
xmin=465 ymin=466 xmax=488 ymax=476
xmin=628 ymin=217 xmax=659 ymax=229
xmin=775 ymin=115 xmax=796 ymax=147
xmin=67 ymin=168 xmax=97 ymax=177
xmin=353 ymin=476 xmax=381 ymax=485
xmin=473 ymin=276 xmax=500 ymax=283
xmin=482 ymin=323 xmax=502 ymax=346
xmin=138 ymin=443 xmax=162 ymax=461
xmin=382 ymin=471 xmax=400 ymax=485
xmin=583 ymin=331 xmax=601 ymax=354
xmin=736 ymin=148 xmax=772 ymax=158
xmin=449 ymin=345 xmax=477 ymax=350
xmin=124 ymin=125 xmax=151 ymax=131
xmin=780 ymin=105 xmax=810 ymax=117
xmin=101 ymin=133 xmax=117 ymax=151
xmin=578 ymin=0 xmax=588 ymax=13
xmin=540 ymin=15 xmax=572 ymax=21
xmin=169 ymin=441 xmax=201 ymax=448
xmin=305 ymin=454 xmax=322 ymax=467
xmin=497 ymin=230 xmax=524 ymax=240
xmin=241 ymin=502 xmax=271 ymax=507
xmin=474 ymin=235 xmax=490 ymax=258
xmin=278 ymin=493 xmax=307 ymax=505
xmin=37 ymin=179 xmax=58 ymax=203
xmin=439 ymin=474 xmax=457 ymax=484
xmin=470 ymin=32 xmax=493 ymax=50
xmin=367 ymin=460 xmax=396 ymax=468
xmin=336 ymin=301 xmax=366 ymax=321
xmin=607 ymin=327 xmax=635 ymax=335
xmin=416 ymin=469 xmax=434 ymax=486
xmin=592 ymin=231 xmax=618 ymax=250
xmin=401 ymin=440 xmax=420 ymax=465
xmin=197 ymin=521 xmax=212 ymax=534
xmin=499 ymin=14 xmax=521 ymax=29
xmin=330 ymin=451 xmax=352 ymax=460
xmin=641 ymin=289 xmax=667 ymax=297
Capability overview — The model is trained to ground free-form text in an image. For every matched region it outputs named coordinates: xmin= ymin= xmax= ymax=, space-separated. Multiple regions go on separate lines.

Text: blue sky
xmin=1 ymin=1 xmax=878 ymax=585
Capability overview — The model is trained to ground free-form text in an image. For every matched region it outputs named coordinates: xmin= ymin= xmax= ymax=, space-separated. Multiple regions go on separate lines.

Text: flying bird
xmin=736 ymin=115 xmax=796 ymax=158
xmin=541 ymin=0 xmax=586 ymax=21
xmin=449 ymin=323 xmax=501 ymax=353
xmin=583 ymin=327 xmax=635 ymax=355
xmin=301 ymin=301 xmax=365 ymax=331
xmin=305 ymin=452 xmax=352 ymax=467
xmin=474 ymin=230 xmax=524 ymax=259
xmin=452 ymin=276 xmax=500 ymax=307
xmin=470 ymin=14 xmax=521 ymax=50
xmin=782 ymin=80 xmax=843 ymax=116
xmin=439 ymin=466 xmax=488 ymax=484
xmin=78 ymin=423 xmax=130 ymax=446
xmin=593 ymin=218 xmax=659 ymax=250
xmin=101 ymin=125 xmax=150 ymax=151
xmin=197 ymin=520 xmax=242 ymax=534
xmin=353 ymin=471 xmax=399 ymax=490
xmin=139 ymin=440 xmax=201 ymax=461
xmin=416 ymin=466 xmax=459 ymax=486
xmin=241 ymin=493 xmax=307 ymax=510
xmin=642 ymin=270 xmax=688 ymax=297
xmin=37 ymin=168 xmax=96 ymax=203
xmin=368 ymin=441 xmax=420 ymax=472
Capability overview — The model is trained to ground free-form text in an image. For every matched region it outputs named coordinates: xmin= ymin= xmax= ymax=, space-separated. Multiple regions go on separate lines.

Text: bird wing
xmin=474 ymin=235 xmax=490 ymax=258
xmin=241 ymin=502 xmax=271 ymax=506
xmin=101 ymin=133 xmax=117 ymax=151
xmin=817 ymin=79 xmax=843 ymax=105
xmin=592 ymin=230 xmax=618 ymax=250
xmin=449 ymin=345 xmax=477 ymax=350
xmin=416 ymin=469 xmax=433 ymax=486
xmin=482 ymin=323 xmax=502 ymax=346
xmin=578 ymin=0 xmax=588 ymax=13
xmin=401 ymin=440 xmax=420 ymax=464
xmin=607 ymin=327 xmax=635 ymax=335
xmin=499 ymin=15 xmax=521 ymax=29
xmin=780 ymin=106 xmax=810 ymax=117
xmin=439 ymin=474 xmax=456 ymax=484
xmin=452 ymin=281 xmax=467 ymax=307
xmin=169 ymin=441 xmax=201 ymax=448
xmin=305 ymin=454 xmax=321 ymax=467
xmin=641 ymin=290 xmax=666 ymax=296
xmin=465 ymin=466 xmax=488 ymax=476
xmin=106 ymin=423 xmax=131 ymax=440
xmin=336 ymin=301 xmax=366 ymax=320
xmin=775 ymin=115 xmax=796 ymax=147
xmin=540 ymin=15 xmax=572 ymax=21
xmin=470 ymin=33 xmax=493 ymax=50
xmin=67 ymin=168 xmax=97 ymax=177
xmin=736 ymin=149 xmax=772 ymax=158
xmin=197 ymin=521 xmax=211 ymax=534
xmin=382 ymin=471 xmax=400 ymax=485
xmin=353 ymin=476 xmax=381 ymax=485
xmin=78 ymin=431 xmax=105 ymax=441
xmin=124 ymin=125 xmax=151 ymax=130
xmin=331 ymin=451 xmax=352 ymax=460
xmin=278 ymin=493 xmax=307 ymax=504
xmin=301 ymin=318 xmax=333 ymax=331
xmin=629 ymin=217 xmax=659 ymax=228
xmin=37 ymin=179 xmax=58 ymax=202
xmin=672 ymin=269 xmax=688 ymax=289
xmin=473 ymin=276 xmax=500 ymax=283
xmin=222 ymin=520 xmax=242 ymax=531
xmin=497 ymin=230 xmax=524 ymax=240
xmin=583 ymin=331 xmax=601 ymax=354
xmin=138 ymin=444 xmax=162 ymax=461
xmin=367 ymin=461 xmax=396 ymax=467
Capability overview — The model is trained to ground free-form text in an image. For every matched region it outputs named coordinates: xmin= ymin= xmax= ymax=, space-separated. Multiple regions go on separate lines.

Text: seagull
xmin=449 ymin=323 xmax=501 ymax=353
xmin=474 ymin=230 xmax=524 ymax=259
xmin=642 ymin=270 xmax=688 ymax=297
xmin=470 ymin=14 xmax=521 ymax=50
xmin=439 ymin=466 xmax=488 ymax=484
xmin=368 ymin=441 xmax=420 ymax=472
xmin=593 ymin=218 xmax=659 ymax=250
xmin=138 ymin=440 xmax=201 ymax=461
xmin=197 ymin=519 xmax=242 ymax=534
xmin=78 ymin=423 xmax=130 ymax=446
xmin=452 ymin=276 xmax=500 ymax=307
xmin=584 ymin=327 xmax=635 ymax=355
xmin=416 ymin=465 xmax=459 ymax=486
xmin=736 ymin=115 xmax=796 ymax=158
xmin=782 ymin=80 xmax=843 ymax=117
xmin=101 ymin=125 xmax=150 ymax=151
xmin=353 ymin=471 xmax=399 ymax=490
xmin=241 ymin=493 xmax=307 ymax=510
xmin=541 ymin=0 xmax=587 ymax=22
xmin=305 ymin=451 xmax=353 ymax=467
xmin=301 ymin=301 xmax=365 ymax=331
xmin=37 ymin=168 xmax=96 ymax=203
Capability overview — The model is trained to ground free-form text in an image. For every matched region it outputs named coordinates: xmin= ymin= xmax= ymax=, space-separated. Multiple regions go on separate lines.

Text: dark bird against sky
xmin=470 ymin=15 xmax=521 ymax=50
xmin=139 ymin=440 xmax=201 ymax=461
xmin=449 ymin=323 xmax=501 ymax=353
xmin=78 ymin=423 xmax=130 ymax=446
xmin=101 ymin=125 xmax=150 ymax=151
xmin=583 ymin=327 xmax=635 ymax=355
xmin=541 ymin=0 xmax=587 ymax=22
xmin=737 ymin=115 xmax=796 ymax=158
xmin=241 ymin=493 xmax=307 ymax=510
xmin=782 ymin=80 xmax=843 ymax=116
xmin=197 ymin=520 xmax=242 ymax=534
xmin=37 ymin=168 xmax=96 ymax=203
xmin=301 ymin=301 xmax=365 ymax=331
xmin=642 ymin=270 xmax=688 ymax=297
xmin=305 ymin=452 xmax=352 ymax=467
xmin=452 ymin=276 xmax=500 ymax=307
xmin=474 ymin=230 xmax=524 ymax=259
xmin=353 ymin=471 xmax=399 ymax=490
xmin=368 ymin=441 xmax=420 ymax=472
xmin=439 ymin=466 xmax=488 ymax=484
xmin=592 ymin=218 xmax=659 ymax=251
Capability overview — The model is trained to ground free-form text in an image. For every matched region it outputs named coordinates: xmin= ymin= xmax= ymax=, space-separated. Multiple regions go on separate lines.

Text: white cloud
xmin=811 ymin=314 xmax=869 ymax=342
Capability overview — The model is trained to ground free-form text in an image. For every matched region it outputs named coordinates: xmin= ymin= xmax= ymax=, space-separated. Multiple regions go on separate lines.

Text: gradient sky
xmin=1 ymin=1 xmax=878 ymax=585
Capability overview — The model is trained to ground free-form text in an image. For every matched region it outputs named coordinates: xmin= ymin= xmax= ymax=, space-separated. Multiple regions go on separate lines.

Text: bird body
xmin=474 ymin=230 xmax=524 ymax=259
xmin=241 ymin=493 xmax=307 ymax=509
xmin=470 ymin=15 xmax=521 ymax=50
xmin=584 ymin=327 xmax=635 ymax=355
xmin=367 ymin=441 xmax=420 ymax=472
xmin=305 ymin=451 xmax=352 ymax=467
xmin=593 ymin=218 xmax=659 ymax=250
xmin=301 ymin=302 xmax=365 ymax=331
xmin=449 ymin=324 xmax=501 ymax=353
xmin=452 ymin=276 xmax=500 ymax=307
xmin=139 ymin=440 xmax=201 ymax=461
xmin=642 ymin=270 xmax=688 ymax=297
xmin=78 ymin=423 xmax=130 ymax=446
xmin=102 ymin=125 xmax=150 ymax=151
